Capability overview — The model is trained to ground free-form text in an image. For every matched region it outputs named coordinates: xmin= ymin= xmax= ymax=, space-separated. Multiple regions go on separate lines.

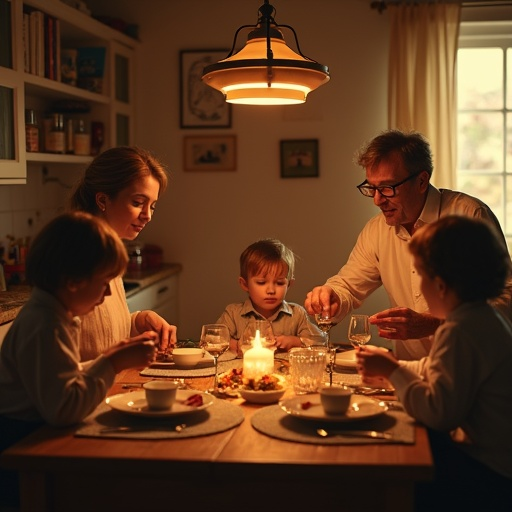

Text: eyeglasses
xmin=356 ymin=172 xmax=422 ymax=198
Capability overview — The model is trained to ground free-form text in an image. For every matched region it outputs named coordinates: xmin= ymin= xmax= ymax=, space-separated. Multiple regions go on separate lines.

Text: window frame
xmin=457 ymin=21 xmax=512 ymax=250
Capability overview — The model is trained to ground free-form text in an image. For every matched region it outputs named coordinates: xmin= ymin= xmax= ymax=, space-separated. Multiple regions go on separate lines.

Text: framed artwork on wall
xmin=280 ymin=139 xmax=319 ymax=178
xmin=183 ymin=135 xmax=236 ymax=171
xmin=180 ymin=49 xmax=232 ymax=129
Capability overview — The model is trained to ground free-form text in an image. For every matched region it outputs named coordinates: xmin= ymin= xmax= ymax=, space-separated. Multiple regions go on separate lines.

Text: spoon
xmin=316 ymin=428 xmax=392 ymax=440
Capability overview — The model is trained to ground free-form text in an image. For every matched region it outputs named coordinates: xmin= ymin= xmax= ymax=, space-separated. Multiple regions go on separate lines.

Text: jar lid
xmin=25 ymin=109 xmax=37 ymax=125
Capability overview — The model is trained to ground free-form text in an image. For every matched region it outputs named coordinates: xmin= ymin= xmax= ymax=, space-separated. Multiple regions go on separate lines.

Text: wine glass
xmin=200 ymin=323 xmax=230 ymax=394
xmin=348 ymin=314 xmax=371 ymax=349
xmin=315 ymin=311 xmax=336 ymax=386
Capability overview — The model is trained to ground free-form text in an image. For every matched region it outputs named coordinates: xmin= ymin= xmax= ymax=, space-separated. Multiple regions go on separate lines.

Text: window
xmin=457 ymin=22 xmax=512 ymax=250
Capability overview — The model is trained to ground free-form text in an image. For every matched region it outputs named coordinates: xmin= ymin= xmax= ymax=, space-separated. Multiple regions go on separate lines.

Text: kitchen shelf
xmin=0 ymin=0 xmax=138 ymax=184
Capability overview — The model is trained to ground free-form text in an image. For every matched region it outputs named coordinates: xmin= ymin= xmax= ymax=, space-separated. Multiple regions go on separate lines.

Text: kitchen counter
xmin=0 ymin=285 xmax=31 ymax=325
xmin=0 ymin=263 xmax=183 ymax=325
xmin=123 ymin=262 xmax=182 ymax=297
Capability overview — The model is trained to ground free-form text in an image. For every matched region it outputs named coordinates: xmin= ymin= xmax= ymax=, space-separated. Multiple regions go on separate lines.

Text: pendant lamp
xmin=201 ymin=0 xmax=330 ymax=105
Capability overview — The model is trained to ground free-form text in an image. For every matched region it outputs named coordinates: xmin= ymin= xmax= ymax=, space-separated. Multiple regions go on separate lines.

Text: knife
xmin=316 ymin=428 xmax=393 ymax=440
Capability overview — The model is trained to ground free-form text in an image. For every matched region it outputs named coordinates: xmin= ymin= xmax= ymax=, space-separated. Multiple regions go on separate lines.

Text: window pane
xmin=116 ymin=113 xmax=129 ymax=146
xmin=458 ymin=48 xmax=503 ymax=110
xmin=0 ymin=85 xmax=15 ymax=160
xmin=115 ymin=54 xmax=129 ymax=103
xmin=458 ymin=112 xmax=503 ymax=171
xmin=508 ymin=49 xmax=512 ymax=109
xmin=506 ymin=176 xmax=512 ymax=236
xmin=458 ymin=174 xmax=504 ymax=227
xmin=508 ymin=112 xmax=512 ymax=173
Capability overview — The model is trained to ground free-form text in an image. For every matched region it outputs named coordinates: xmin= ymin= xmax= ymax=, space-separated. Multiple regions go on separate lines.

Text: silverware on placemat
xmin=316 ymin=428 xmax=393 ymax=440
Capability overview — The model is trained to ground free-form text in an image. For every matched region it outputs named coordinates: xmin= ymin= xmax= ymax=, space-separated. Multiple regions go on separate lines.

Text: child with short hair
xmin=0 ymin=211 xmax=157 ymax=439
xmin=356 ymin=215 xmax=512 ymax=511
xmin=217 ymin=238 xmax=324 ymax=354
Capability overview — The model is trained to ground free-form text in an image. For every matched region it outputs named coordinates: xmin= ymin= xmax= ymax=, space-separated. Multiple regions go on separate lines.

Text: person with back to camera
xmin=216 ymin=238 xmax=325 ymax=355
xmin=356 ymin=215 xmax=512 ymax=511
xmin=0 ymin=211 xmax=158 ymax=509
xmin=68 ymin=146 xmax=177 ymax=361
xmin=305 ymin=129 xmax=512 ymax=360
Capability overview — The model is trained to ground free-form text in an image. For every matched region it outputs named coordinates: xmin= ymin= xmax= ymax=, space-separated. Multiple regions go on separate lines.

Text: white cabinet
xmin=126 ymin=274 xmax=179 ymax=326
xmin=0 ymin=0 xmax=138 ymax=184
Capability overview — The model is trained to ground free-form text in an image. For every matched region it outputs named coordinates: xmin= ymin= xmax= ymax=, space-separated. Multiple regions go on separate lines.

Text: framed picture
xmin=183 ymin=135 xmax=236 ymax=171
xmin=280 ymin=139 xmax=319 ymax=178
xmin=180 ymin=49 xmax=232 ymax=129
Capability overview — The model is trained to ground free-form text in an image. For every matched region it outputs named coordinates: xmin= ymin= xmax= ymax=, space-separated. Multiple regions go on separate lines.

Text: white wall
xmin=2 ymin=0 xmax=392 ymax=343
xmin=123 ymin=0 xmax=392 ymax=341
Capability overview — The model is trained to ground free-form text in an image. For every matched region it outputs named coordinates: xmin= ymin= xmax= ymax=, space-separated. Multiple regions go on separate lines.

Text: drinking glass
xmin=200 ymin=323 xmax=230 ymax=394
xmin=315 ymin=311 xmax=336 ymax=386
xmin=348 ymin=314 xmax=371 ymax=349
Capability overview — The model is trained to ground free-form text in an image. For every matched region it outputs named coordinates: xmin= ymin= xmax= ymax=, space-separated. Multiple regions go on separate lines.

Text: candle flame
xmin=254 ymin=329 xmax=262 ymax=348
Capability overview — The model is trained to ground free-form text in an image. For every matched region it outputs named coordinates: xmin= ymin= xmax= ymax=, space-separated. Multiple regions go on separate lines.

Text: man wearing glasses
xmin=305 ymin=129 xmax=512 ymax=359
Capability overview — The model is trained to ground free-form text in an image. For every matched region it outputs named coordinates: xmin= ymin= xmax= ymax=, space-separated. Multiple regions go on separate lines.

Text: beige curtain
xmin=388 ymin=2 xmax=461 ymax=189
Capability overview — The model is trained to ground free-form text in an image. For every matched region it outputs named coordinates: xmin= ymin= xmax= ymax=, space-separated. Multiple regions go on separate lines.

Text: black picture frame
xmin=280 ymin=139 xmax=319 ymax=178
xmin=183 ymin=135 xmax=237 ymax=171
xmin=180 ymin=49 xmax=232 ymax=129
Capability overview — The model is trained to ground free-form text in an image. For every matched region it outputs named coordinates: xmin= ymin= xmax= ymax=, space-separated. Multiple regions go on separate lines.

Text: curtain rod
xmin=370 ymin=1 xmax=512 ymax=13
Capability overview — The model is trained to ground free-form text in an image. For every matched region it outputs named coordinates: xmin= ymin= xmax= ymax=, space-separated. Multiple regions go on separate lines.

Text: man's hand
xmin=304 ymin=285 xmax=341 ymax=318
xmin=369 ymin=307 xmax=442 ymax=340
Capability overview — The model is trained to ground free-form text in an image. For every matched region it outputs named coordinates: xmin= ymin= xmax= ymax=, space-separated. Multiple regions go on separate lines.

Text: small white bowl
xmin=239 ymin=387 xmax=286 ymax=404
xmin=172 ymin=348 xmax=204 ymax=367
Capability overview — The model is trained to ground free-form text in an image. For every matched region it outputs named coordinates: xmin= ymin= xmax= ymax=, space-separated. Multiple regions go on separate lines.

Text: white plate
xmin=239 ymin=387 xmax=286 ymax=404
xmin=151 ymin=350 xmax=236 ymax=369
xmin=279 ymin=394 xmax=388 ymax=422
xmin=335 ymin=349 xmax=357 ymax=368
xmin=106 ymin=389 xmax=214 ymax=418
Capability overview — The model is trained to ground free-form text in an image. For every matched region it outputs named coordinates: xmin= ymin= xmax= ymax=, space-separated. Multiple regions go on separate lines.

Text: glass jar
xmin=74 ymin=119 xmax=91 ymax=156
xmin=25 ymin=109 xmax=39 ymax=152
xmin=46 ymin=113 xmax=65 ymax=154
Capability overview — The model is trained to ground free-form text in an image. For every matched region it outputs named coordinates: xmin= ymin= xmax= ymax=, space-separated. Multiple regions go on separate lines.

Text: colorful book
xmin=77 ymin=47 xmax=106 ymax=93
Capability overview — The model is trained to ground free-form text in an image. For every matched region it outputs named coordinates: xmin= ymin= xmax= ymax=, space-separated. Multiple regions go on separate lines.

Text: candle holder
xmin=242 ymin=325 xmax=274 ymax=380
xmin=239 ymin=319 xmax=276 ymax=357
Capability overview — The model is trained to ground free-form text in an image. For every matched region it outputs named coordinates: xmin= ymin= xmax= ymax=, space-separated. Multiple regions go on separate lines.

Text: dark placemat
xmin=140 ymin=351 xmax=239 ymax=378
xmin=251 ymin=404 xmax=415 ymax=445
xmin=75 ymin=397 xmax=244 ymax=439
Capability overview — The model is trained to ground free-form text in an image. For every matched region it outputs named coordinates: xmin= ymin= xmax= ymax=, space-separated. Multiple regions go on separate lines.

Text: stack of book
xmin=23 ymin=7 xmax=61 ymax=82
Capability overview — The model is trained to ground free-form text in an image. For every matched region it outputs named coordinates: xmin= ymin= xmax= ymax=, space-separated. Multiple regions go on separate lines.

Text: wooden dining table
xmin=0 ymin=362 xmax=433 ymax=512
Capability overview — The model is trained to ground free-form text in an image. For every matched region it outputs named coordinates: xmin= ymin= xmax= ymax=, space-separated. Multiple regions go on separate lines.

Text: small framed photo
xmin=280 ymin=139 xmax=319 ymax=178
xmin=183 ymin=135 xmax=237 ymax=171
xmin=180 ymin=49 xmax=232 ymax=129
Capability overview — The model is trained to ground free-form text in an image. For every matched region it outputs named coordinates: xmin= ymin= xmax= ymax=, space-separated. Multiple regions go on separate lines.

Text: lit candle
xmin=243 ymin=329 xmax=274 ymax=380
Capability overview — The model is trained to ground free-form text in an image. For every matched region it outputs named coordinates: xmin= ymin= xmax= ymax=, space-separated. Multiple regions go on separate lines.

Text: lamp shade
xmin=201 ymin=2 xmax=330 ymax=105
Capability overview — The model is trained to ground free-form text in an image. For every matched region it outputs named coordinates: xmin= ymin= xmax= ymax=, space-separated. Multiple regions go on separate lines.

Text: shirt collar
xmin=394 ymin=184 xmax=440 ymax=239
xmin=240 ymin=298 xmax=292 ymax=320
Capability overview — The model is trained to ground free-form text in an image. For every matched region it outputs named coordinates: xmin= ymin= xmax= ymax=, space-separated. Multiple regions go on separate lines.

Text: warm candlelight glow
xmin=243 ymin=329 xmax=274 ymax=380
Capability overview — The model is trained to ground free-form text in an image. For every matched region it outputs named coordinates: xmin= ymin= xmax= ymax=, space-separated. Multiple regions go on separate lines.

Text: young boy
xmin=0 ymin=211 xmax=157 ymax=444
xmin=356 ymin=215 xmax=512 ymax=511
xmin=217 ymin=238 xmax=325 ymax=354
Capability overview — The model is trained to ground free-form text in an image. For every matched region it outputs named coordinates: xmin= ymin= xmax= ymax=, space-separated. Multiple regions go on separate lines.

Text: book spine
xmin=29 ymin=11 xmax=37 ymax=75
xmin=23 ymin=12 xmax=30 ymax=73
xmin=44 ymin=14 xmax=51 ymax=79
xmin=54 ymin=18 xmax=61 ymax=82
xmin=37 ymin=11 xmax=45 ymax=77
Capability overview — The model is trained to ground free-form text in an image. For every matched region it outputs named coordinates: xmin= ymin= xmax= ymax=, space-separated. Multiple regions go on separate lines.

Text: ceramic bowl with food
xmin=239 ymin=387 xmax=286 ymax=404
xmin=172 ymin=348 xmax=205 ymax=367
